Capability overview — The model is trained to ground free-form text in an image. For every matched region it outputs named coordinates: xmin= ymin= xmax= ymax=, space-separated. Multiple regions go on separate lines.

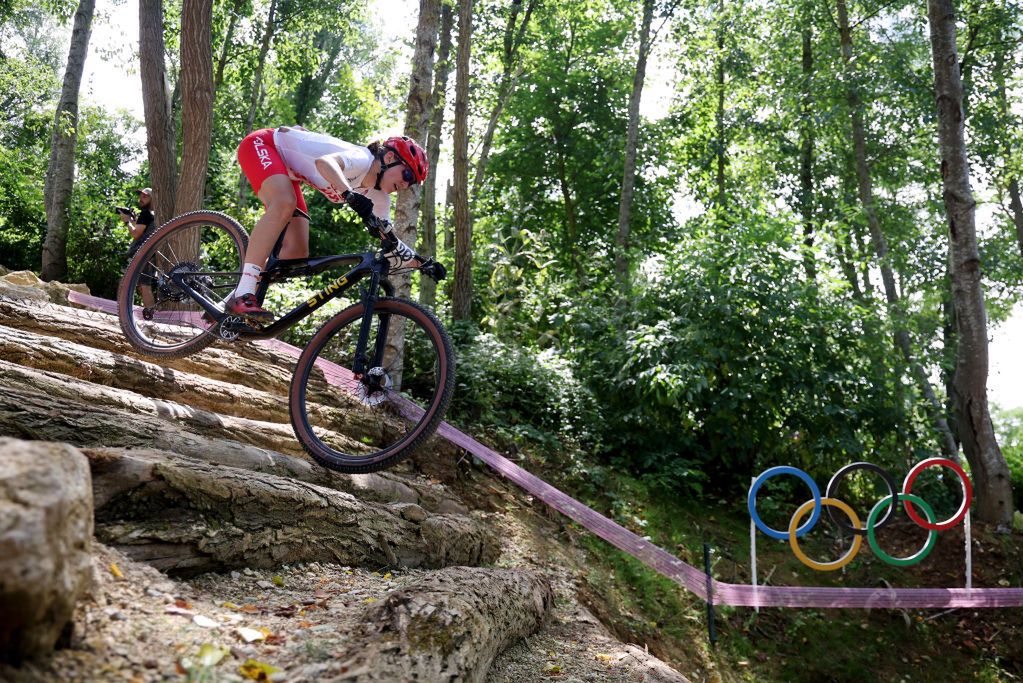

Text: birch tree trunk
xmin=928 ymin=0 xmax=1013 ymax=527
xmin=393 ymin=0 xmax=441 ymax=292
xmin=614 ymin=0 xmax=654 ymax=298
xmin=386 ymin=0 xmax=440 ymax=390
xmin=175 ymin=0 xmax=214 ymax=217
xmin=139 ymin=0 xmax=178 ymax=217
xmin=451 ymin=0 xmax=474 ymax=322
xmin=419 ymin=3 xmax=455 ymax=309
xmin=41 ymin=0 xmax=95 ymax=282
xmin=837 ymin=0 xmax=959 ymax=460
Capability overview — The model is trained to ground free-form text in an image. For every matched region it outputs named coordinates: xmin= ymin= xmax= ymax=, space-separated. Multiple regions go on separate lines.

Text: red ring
xmin=902 ymin=457 xmax=972 ymax=530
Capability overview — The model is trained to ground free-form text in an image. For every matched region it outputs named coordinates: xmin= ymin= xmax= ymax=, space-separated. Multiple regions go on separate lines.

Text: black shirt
xmin=137 ymin=207 xmax=155 ymax=229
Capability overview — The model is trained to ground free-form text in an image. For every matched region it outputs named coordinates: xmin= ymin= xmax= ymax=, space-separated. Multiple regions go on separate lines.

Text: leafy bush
xmin=448 ymin=323 xmax=602 ymax=454
xmin=576 ymin=220 xmax=923 ymax=495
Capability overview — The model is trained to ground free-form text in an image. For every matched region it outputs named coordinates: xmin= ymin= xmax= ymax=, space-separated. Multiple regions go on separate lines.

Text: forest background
xmin=2 ymin=0 xmax=1023 ymax=665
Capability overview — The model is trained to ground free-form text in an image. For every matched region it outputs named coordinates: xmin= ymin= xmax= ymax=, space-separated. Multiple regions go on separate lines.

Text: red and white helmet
xmin=383 ymin=135 xmax=429 ymax=183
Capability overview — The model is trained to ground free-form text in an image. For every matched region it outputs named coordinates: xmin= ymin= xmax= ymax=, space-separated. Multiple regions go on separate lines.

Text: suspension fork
xmin=352 ymin=270 xmax=392 ymax=376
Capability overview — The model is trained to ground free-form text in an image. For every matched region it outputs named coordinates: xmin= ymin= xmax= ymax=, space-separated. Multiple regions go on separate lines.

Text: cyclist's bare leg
xmin=244 ymin=175 xmax=299 ymax=269
xmin=279 ymin=214 xmax=309 ymax=260
xmin=137 ymin=284 xmax=155 ymax=307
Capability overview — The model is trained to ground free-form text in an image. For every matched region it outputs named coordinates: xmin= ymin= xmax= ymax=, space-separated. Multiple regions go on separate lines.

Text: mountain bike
xmin=116 ymin=209 xmax=454 ymax=474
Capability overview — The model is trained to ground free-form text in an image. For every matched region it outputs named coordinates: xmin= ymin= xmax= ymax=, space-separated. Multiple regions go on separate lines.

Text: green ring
xmin=866 ymin=493 xmax=938 ymax=567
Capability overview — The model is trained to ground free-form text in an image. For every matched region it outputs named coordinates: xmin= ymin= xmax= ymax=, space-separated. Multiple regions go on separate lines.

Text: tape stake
xmin=965 ymin=509 xmax=972 ymax=591
xmin=704 ymin=543 xmax=717 ymax=648
xmin=750 ymin=477 xmax=759 ymax=613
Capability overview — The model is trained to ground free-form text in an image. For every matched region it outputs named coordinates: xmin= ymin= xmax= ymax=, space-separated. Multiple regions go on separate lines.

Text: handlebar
xmin=364 ymin=215 xmax=446 ymax=282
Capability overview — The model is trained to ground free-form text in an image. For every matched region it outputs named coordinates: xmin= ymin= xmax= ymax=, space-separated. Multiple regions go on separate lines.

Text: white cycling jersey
xmin=273 ymin=126 xmax=390 ymax=220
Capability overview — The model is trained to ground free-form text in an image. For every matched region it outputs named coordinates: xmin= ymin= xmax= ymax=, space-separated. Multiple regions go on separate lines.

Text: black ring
xmin=825 ymin=462 xmax=898 ymax=536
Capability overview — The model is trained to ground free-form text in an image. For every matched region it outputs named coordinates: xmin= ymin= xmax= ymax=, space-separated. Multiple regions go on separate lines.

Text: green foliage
xmin=995 ymin=407 xmax=1023 ymax=512
xmin=448 ymin=322 xmax=602 ymax=454
xmin=63 ymin=108 xmax=146 ymax=297
xmin=576 ymin=218 xmax=923 ymax=494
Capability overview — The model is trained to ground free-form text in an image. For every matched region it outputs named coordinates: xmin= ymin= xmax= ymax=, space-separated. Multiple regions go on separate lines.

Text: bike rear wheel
xmin=289 ymin=297 xmax=455 ymax=473
xmin=118 ymin=210 xmax=248 ymax=359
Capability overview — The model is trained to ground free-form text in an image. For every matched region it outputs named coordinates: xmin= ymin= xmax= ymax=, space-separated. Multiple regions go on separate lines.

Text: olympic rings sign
xmin=747 ymin=458 xmax=972 ymax=571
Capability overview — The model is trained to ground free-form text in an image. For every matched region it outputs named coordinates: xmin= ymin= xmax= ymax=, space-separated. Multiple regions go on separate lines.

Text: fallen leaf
xmin=239 ymin=658 xmax=281 ymax=681
xmin=236 ymin=627 xmax=265 ymax=643
xmin=196 ymin=643 xmax=228 ymax=667
xmin=109 ymin=562 xmax=124 ymax=580
xmin=271 ymin=575 xmax=284 ymax=587
xmin=192 ymin=614 xmax=219 ymax=628
xmin=175 ymin=598 xmax=193 ymax=610
xmin=222 ymin=601 xmax=241 ymax=610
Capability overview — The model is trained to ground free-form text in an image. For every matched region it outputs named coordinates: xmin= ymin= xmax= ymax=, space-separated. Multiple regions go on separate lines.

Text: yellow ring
xmin=788 ymin=497 xmax=863 ymax=571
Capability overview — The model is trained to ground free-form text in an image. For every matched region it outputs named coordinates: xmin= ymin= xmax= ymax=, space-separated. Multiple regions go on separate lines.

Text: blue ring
xmin=748 ymin=466 xmax=822 ymax=540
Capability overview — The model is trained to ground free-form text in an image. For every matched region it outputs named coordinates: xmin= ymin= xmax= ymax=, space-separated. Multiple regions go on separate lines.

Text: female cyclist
xmin=231 ymin=126 xmax=433 ymax=320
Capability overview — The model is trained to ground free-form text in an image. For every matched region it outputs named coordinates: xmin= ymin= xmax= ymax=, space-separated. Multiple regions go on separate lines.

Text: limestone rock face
xmin=0 ymin=438 xmax=94 ymax=663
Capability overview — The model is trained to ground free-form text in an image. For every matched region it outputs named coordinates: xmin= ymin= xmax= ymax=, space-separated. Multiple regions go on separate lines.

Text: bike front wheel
xmin=118 ymin=210 xmax=248 ymax=359
xmin=289 ymin=297 xmax=455 ymax=473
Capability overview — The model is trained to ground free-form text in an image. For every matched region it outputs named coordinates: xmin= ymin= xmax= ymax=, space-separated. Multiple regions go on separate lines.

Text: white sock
xmin=234 ymin=263 xmax=262 ymax=298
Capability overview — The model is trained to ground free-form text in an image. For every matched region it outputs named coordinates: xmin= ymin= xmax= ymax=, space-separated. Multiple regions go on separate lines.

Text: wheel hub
xmin=157 ymin=261 xmax=213 ymax=302
xmin=356 ymin=367 xmax=392 ymax=406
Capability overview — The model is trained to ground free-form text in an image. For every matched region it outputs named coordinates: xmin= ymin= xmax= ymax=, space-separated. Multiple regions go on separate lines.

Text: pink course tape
xmin=66 ymin=291 xmax=1023 ymax=609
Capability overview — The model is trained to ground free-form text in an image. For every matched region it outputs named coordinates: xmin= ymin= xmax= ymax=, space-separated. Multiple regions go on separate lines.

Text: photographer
xmin=119 ymin=187 xmax=157 ymax=307
xmin=120 ymin=187 xmax=156 ymax=260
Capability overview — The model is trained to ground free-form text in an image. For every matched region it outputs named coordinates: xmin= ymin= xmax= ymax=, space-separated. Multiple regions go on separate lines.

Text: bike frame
xmin=166 ymin=220 xmax=397 ymax=373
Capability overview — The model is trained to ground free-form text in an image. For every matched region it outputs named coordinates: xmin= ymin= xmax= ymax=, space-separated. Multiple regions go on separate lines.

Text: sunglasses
xmin=383 ymin=160 xmax=417 ymax=185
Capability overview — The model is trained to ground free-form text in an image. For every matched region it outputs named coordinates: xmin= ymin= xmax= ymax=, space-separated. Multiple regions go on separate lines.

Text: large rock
xmin=0 ymin=438 xmax=93 ymax=663
xmin=0 ymin=271 xmax=89 ymax=305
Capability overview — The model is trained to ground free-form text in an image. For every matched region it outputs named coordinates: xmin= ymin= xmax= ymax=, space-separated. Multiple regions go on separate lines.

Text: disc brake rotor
xmin=356 ymin=367 xmax=392 ymax=406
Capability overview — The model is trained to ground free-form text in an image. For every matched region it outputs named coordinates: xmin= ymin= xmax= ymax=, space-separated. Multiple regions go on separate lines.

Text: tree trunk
xmin=328 ymin=567 xmax=553 ymax=682
xmin=451 ymin=0 xmax=474 ymax=322
xmin=84 ymin=449 xmax=498 ymax=576
xmin=837 ymin=0 xmax=959 ymax=461
xmin=139 ymin=0 xmax=178 ymax=219
xmin=174 ymin=0 xmax=214 ymax=217
xmin=928 ymin=0 xmax=1013 ymax=527
xmin=555 ymin=146 xmax=581 ymax=280
xmin=471 ymin=0 xmax=536 ymax=197
xmin=714 ymin=0 xmax=726 ymax=215
xmin=237 ymin=0 xmax=279 ymax=208
xmin=991 ymin=44 xmax=1023 ymax=258
xmin=383 ymin=0 xmax=440 ymax=390
xmin=394 ymin=0 xmax=441 ymax=293
xmin=798 ymin=15 xmax=816 ymax=283
xmin=614 ymin=0 xmax=654 ymax=298
xmin=1009 ymin=179 xmax=1023 ymax=258
xmin=420 ymin=3 xmax=455 ymax=309
xmin=293 ymin=31 xmax=343 ymax=125
xmin=213 ymin=0 xmax=245 ymax=94
xmin=41 ymin=0 xmax=95 ymax=282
